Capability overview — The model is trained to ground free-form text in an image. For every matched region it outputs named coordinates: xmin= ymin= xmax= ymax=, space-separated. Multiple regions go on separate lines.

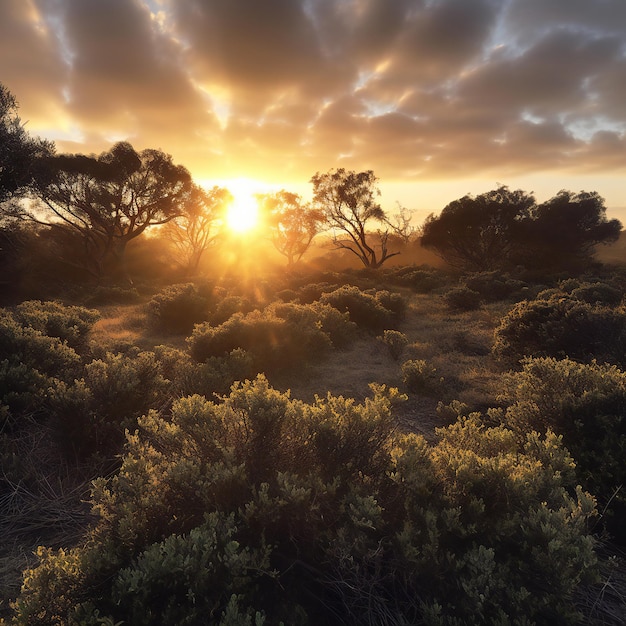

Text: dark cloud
xmin=0 ymin=0 xmax=624 ymax=188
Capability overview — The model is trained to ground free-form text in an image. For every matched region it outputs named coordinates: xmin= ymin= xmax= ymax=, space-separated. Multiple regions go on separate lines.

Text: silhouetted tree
xmin=311 ymin=168 xmax=401 ymax=269
xmin=161 ymin=185 xmax=232 ymax=276
xmin=420 ymin=186 xmax=536 ymax=271
xmin=258 ymin=190 xmax=324 ymax=266
xmin=527 ymin=190 xmax=621 ymax=270
xmin=29 ymin=142 xmax=193 ymax=283
xmin=0 ymin=84 xmax=53 ymax=209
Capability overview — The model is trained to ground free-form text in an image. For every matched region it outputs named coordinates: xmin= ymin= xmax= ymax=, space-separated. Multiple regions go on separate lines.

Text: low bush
xmin=498 ymin=357 xmax=626 ymax=541
xmin=10 ymin=377 xmax=600 ymax=625
xmin=493 ymin=295 xmax=626 ymax=365
xmin=14 ymin=300 xmax=100 ymax=352
xmin=444 ymin=286 xmax=482 ymax=311
xmin=85 ymin=285 xmax=141 ymax=305
xmin=187 ymin=303 xmax=334 ymax=373
xmin=155 ymin=345 xmax=256 ymax=398
xmin=401 ymin=359 xmax=442 ymax=395
xmin=147 ymin=283 xmax=209 ymax=333
xmin=320 ymin=285 xmax=401 ymax=332
xmin=463 ymin=272 xmax=528 ymax=302
xmin=380 ymin=330 xmax=408 ymax=361
xmin=48 ymin=350 xmax=169 ymax=459
xmin=570 ymin=281 xmax=623 ymax=306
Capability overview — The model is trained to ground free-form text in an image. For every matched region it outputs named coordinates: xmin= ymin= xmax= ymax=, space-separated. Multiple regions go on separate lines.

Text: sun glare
xmin=226 ymin=180 xmax=260 ymax=234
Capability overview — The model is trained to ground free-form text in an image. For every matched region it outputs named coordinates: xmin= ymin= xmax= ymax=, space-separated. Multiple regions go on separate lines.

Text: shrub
xmin=0 ymin=310 xmax=82 ymax=381
xmin=464 ymin=272 xmax=528 ymax=302
xmin=498 ymin=357 xmax=626 ymax=540
xmin=147 ymin=283 xmax=209 ymax=333
xmin=14 ymin=300 xmax=100 ymax=351
xmin=155 ymin=345 xmax=256 ymax=398
xmin=85 ymin=285 xmax=141 ymax=305
xmin=187 ymin=304 xmax=333 ymax=373
xmin=380 ymin=330 xmax=408 ymax=361
xmin=48 ymin=350 xmax=169 ymax=458
xmin=11 ymin=377 xmax=600 ymax=625
xmin=209 ymin=295 xmax=254 ymax=325
xmin=493 ymin=296 xmax=626 ymax=365
xmin=443 ymin=286 xmax=482 ymax=311
xmin=570 ymin=281 xmax=622 ymax=306
xmin=320 ymin=285 xmax=398 ymax=332
xmin=401 ymin=359 xmax=442 ymax=394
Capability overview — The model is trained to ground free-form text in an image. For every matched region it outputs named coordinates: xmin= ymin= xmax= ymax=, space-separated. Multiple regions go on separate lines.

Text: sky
xmin=1 ymin=0 xmax=625 ymax=222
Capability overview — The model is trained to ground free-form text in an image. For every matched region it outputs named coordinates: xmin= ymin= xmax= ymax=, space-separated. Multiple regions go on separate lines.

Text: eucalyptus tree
xmin=31 ymin=141 xmax=194 ymax=282
xmin=257 ymin=190 xmax=324 ymax=266
xmin=311 ymin=168 xmax=400 ymax=269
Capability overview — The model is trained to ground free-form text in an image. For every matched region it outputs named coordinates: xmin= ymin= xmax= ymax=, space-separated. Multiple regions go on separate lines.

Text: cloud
xmin=0 ymin=0 xmax=624 ymax=186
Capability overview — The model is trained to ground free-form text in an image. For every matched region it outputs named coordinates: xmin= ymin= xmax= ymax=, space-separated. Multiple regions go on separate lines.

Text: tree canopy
xmin=311 ymin=168 xmax=400 ymax=269
xmin=0 ymin=84 xmax=52 ymax=208
xmin=29 ymin=141 xmax=194 ymax=281
xmin=421 ymin=186 xmax=622 ymax=272
xmin=258 ymin=190 xmax=324 ymax=266
xmin=420 ymin=186 xmax=535 ymax=271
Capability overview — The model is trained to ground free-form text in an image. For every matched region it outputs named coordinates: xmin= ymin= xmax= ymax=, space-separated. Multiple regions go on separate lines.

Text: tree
xmin=311 ymin=168 xmax=400 ymax=269
xmin=257 ymin=190 xmax=324 ymax=266
xmin=29 ymin=141 xmax=193 ymax=282
xmin=420 ymin=186 xmax=535 ymax=271
xmin=527 ymin=190 xmax=621 ymax=270
xmin=161 ymin=185 xmax=232 ymax=276
xmin=0 ymin=84 xmax=53 ymax=209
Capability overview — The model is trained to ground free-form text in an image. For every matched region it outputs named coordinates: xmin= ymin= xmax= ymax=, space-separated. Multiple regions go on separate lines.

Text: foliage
xmin=319 ymin=285 xmax=402 ymax=332
xmin=13 ymin=300 xmax=100 ymax=351
xmin=498 ymin=357 xmax=626 ymax=540
xmin=421 ymin=186 xmax=621 ymax=273
xmin=147 ymin=283 xmax=210 ymax=333
xmin=0 ymin=84 xmax=53 ymax=206
xmin=526 ymin=191 xmax=621 ymax=271
xmin=401 ymin=359 xmax=442 ymax=395
xmin=85 ymin=285 xmax=141 ymax=305
xmin=386 ymin=266 xmax=446 ymax=293
xmin=311 ymin=168 xmax=400 ymax=269
xmin=48 ymin=350 xmax=169 ymax=459
xmin=160 ymin=185 xmax=231 ymax=276
xmin=257 ymin=190 xmax=325 ymax=266
xmin=380 ymin=330 xmax=408 ymax=361
xmin=443 ymin=286 xmax=482 ymax=311
xmin=569 ymin=281 xmax=623 ymax=306
xmin=154 ymin=345 xmax=256 ymax=398
xmin=493 ymin=295 xmax=626 ymax=365
xmin=10 ymin=377 xmax=599 ymax=625
xmin=187 ymin=302 xmax=336 ymax=373
xmin=463 ymin=271 xmax=528 ymax=303
xmin=29 ymin=142 xmax=194 ymax=282
xmin=421 ymin=186 xmax=535 ymax=271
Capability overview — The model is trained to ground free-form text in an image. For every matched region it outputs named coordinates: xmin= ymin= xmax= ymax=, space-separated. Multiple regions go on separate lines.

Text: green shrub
xmin=0 ymin=310 xmax=82 ymax=381
xmin=209 ymin=295 xmax=254 ymax=325
xmin=147 ymin=283 xmax=209 ymax=333
xmin=187 ymin=303 xmax=333 ymax=373
xmin=11 ymin=377 xmax=599 ymax=625
xmin=155 ymin=345 xmax=256 ymax=398
xmin=14 ymin=300 xmax=100 ymax=351
xmin=464 ymin=272 xmax=528 ymax=302
xmin=498 ymin=357 xmax=626 ymax=540
xmin=85 ymin=285 xmax=141 ymax=305
xmin=443 ymin=286 xmax=482 ymax=311
xmin=380 ymin=329 xmax=408 ymax=360
xmin=493 ymin=296 xmax=626 ymax=365
xmin=49 ymin=350 xmax=168 ymax=458
xmin=570 ymin=281 xmax=622 ymax=306
xmin=320 ymin=285 xmax=399 ymax=332
xmin=401 ymin=359 xmax=442 ymax=394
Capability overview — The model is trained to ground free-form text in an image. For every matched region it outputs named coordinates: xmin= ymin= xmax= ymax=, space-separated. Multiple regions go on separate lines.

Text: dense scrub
xmin=10 ymin=377 xmax=599 ymax=625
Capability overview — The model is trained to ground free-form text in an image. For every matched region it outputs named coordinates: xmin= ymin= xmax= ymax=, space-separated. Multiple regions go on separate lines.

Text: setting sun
xmin=225 ymin=180 xmax=261 ymax=234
